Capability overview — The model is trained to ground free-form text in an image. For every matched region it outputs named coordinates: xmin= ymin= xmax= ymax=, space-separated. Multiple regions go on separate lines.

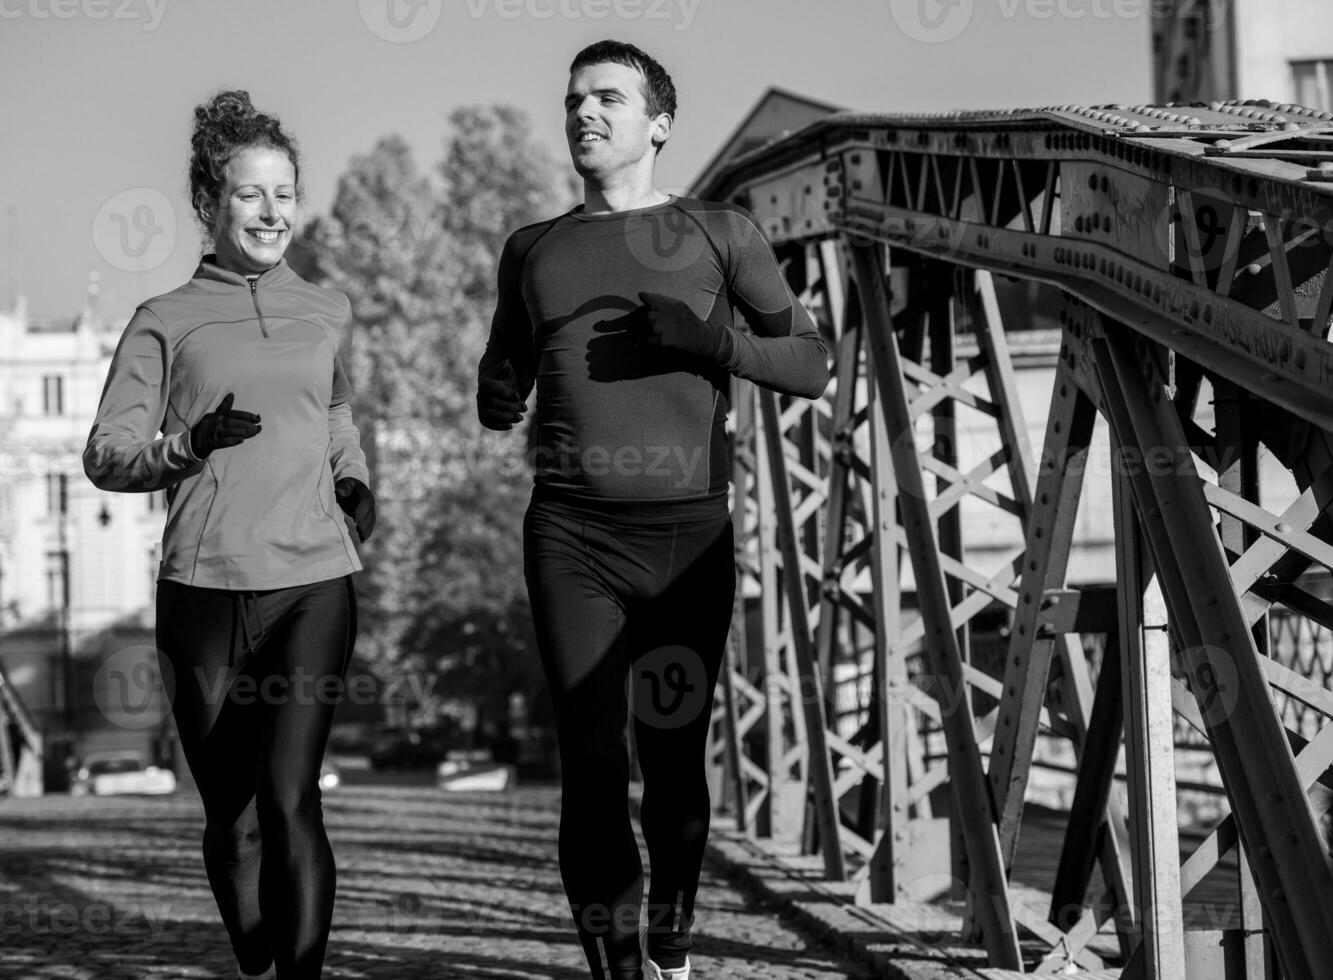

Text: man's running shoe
xmin=643 ymin=956 xmax=690 ymax=980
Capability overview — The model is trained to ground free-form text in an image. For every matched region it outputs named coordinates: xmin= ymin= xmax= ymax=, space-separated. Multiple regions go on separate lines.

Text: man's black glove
xmin=190 ymin=392 xmax=261 ymax=459
xmin=634 ymin=291 xmax=733 ymax=365
xmin=477 ymin=360 xmax=527 ymax=431
xmin=335 ymin=477 xmax=376 ymax=542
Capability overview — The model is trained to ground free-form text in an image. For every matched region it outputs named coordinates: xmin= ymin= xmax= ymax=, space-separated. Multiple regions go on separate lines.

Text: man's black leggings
xmin=524 ymin=489 xmax=735 ymax=980
xmin=156 ymin=576 xmax=355 ymax=980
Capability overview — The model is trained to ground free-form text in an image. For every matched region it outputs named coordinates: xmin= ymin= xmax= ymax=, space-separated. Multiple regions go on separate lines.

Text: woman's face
xmin=203 ymin=146 xmax=297 ymax=275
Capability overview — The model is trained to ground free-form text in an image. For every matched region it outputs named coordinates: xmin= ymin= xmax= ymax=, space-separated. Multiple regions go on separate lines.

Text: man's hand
xmin=634 ymin=292 xmax=731 ymax=365
xmin=190 ymin=393 xmax=261 ymax=459
xmin=477 ymin=360 xmax=527 ymax=430
xmin=335 ymin=477 xmax=376 ymax=542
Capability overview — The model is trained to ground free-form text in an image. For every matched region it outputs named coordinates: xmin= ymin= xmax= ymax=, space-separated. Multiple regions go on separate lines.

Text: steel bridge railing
xmin=701 ymin=100 xmax=1333 ymax=980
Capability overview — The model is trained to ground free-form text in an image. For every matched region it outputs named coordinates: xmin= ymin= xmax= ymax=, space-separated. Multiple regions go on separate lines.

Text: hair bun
xmin=194 ymin=90 xmax=256 ymax=131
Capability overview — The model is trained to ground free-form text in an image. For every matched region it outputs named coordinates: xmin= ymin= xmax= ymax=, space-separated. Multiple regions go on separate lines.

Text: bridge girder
xmin=706 ymin=102 xmax=1333 ymax=978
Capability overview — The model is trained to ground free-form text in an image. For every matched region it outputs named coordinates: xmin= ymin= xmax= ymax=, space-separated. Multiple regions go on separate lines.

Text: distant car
xmin=369 ymin=726 xmax=455 ymax=770
xmin=71 ymin=752 xmax=176 ymax=797
xmin=436 ymin=748 xmax=515 ymax=793
xmin=327 ymin=722 xmax=377 ymax=755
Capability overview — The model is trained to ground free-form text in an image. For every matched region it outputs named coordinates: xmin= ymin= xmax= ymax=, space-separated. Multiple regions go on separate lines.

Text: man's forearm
xmin=722 ymin=327 xmax=829 ymax=399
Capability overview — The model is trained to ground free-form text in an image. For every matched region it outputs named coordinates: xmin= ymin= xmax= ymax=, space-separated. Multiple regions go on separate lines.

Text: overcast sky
xmin=1 ymin=0 xmax=1152 ymax=318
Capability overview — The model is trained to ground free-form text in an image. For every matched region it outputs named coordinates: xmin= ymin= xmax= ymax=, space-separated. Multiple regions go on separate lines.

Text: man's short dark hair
xmin=569 ymin=40 xmax=677 ymax=121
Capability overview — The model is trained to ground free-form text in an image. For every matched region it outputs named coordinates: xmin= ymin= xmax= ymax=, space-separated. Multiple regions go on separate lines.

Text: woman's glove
xmin=190 ymin=392 xmax=261 ymax=458
xmin=335 ymin=477 xmax=376 ymax=542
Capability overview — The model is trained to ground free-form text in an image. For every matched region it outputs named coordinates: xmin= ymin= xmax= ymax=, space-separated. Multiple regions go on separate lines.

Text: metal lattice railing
xmin=703 ymin=99 xmax=1333 ymax=978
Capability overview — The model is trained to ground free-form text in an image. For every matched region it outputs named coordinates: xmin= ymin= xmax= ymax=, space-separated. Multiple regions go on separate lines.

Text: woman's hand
xmin=335 ymin=477 xmax=376 ymax=542
xmin=190 ymin=392 xmax=262 ymax=458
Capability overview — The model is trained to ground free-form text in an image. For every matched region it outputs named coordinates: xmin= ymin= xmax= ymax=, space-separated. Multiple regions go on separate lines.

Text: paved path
xmin=0 ymin=782 xmax=875 ymax=979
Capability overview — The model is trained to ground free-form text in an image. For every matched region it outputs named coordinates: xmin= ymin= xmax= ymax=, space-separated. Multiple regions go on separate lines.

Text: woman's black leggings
xmin=156 ymin=575 xmax=355 ymax=980
xmin=524 ymin=490 xmax=735 ymax=980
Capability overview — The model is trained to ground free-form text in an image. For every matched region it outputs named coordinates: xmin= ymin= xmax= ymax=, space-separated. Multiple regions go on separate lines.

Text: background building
xmin=1237 ymin=0 xmax=1333 ymax=108
xmin=0 ymin=276 xmax=168 ymax=789
xmin=1155 ymin=0 xmax=1333 ymax=109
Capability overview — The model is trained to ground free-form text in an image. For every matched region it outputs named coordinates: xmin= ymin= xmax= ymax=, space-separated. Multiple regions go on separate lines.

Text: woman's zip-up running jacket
xmin=84 ymin=258 xmax=370 ymax=590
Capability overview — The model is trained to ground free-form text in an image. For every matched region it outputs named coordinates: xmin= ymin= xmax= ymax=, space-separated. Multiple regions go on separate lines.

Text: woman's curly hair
xmin=188 ymin=90 xmax=300 ymax=225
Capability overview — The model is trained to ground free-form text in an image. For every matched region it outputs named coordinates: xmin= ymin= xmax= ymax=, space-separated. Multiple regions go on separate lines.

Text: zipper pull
xmin=247 ymin=276 xmax=268 ymax=338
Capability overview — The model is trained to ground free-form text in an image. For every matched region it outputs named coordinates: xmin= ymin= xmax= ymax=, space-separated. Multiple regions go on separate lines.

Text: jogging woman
xmin=84 ymin=90 xmax=375 ymax=980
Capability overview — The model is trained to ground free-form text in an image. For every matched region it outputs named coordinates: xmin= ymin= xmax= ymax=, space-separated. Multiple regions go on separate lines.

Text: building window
xmin=46 ymin=473 xmax=68 ymax=516
xmin=42 ymin=375 xmax=64 ymax=416
xmin=1293 ymin=60 xmax=1333 ymax=112
xmin=45 ymin=550 xmax=67 ymax=612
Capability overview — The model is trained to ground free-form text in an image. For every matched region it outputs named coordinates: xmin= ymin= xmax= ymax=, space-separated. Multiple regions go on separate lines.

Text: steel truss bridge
xmin=702 ymin=100 xmax=1333 ymax=980
xmin=0 ymin=648 xmax=42 ymax=797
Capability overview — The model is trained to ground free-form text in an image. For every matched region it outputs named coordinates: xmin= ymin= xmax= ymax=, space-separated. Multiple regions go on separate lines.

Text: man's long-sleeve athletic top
xmin=84 ymin=258 xmax=369 ymax=590
xmin=481 ymin=196 xmax=829 ymax=502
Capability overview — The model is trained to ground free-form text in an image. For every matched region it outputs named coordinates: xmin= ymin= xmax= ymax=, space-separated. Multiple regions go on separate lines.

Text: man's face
xmin=564 ymin=61 xmax=670 ymax=181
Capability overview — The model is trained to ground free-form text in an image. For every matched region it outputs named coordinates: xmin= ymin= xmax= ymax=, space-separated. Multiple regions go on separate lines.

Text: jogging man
xmin=477 ymin=40 xmax=828 ymax=980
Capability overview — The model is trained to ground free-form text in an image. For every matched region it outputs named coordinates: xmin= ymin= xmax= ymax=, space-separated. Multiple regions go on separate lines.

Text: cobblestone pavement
xmin=0 ymin=781 xmax=876 ymax=980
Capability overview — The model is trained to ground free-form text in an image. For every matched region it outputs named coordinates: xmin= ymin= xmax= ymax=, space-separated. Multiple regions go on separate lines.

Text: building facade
xmin=0 ymin=282 xmax=169 ymax=786
xmin=1155 ymin=0 xmax=1333 ymax=110
xmin=1235 ymin=0 xmax=1333 ymax=109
